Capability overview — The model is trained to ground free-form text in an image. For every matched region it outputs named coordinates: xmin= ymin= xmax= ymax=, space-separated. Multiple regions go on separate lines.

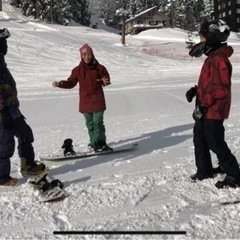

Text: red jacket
xmin=59 ymin=58 xmax=110 ymax=113
xmin=196 ymin=44 xmax=233 ymax=120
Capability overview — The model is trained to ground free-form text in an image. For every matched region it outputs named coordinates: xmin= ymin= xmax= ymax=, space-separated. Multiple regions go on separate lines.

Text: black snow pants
xmin=0 ymin=122 xmax=15 ymax=184
xmin=193 ymin=118 xmax=240 ymax=180
xmin=0 ymin=114 xmax=35 ymax=184
xmin=14 ymin=114 xmax=35 ymax=166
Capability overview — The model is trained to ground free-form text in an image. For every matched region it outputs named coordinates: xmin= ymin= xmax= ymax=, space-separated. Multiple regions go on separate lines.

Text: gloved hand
xmin=0 ymin=108 xmax=14 ymax=129
xmin=52 ymin=81 xmax=61 ymax=87
xmin=192 ymin=106 xmax=207 ymax=121
xmin=186 ymin=87 xmax=197 ymax=102
xmin=189 ymin=42 xmax=205 ymax=58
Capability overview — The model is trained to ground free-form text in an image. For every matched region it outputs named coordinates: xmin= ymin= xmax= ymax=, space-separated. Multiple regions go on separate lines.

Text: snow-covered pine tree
xmin=203 ymin=0 xmax=214 ymax=16
xmin=69 ymin=0 xmax=91 ymax=26
xmin=10 ymin=0 xmax=90 ymax=26
xmin=9 ymin=0 xmax=21 ymax=8
xmin=185 ymin=0 xmax=196 ymax=30
xmin=100 ymin=0 xmax=120 ymax=28
xmin=194 ymin=0 xmax=205 ymax=22
xmin=42 ymin=0 xmax=71 ymax=25
xmin=88 ymin=0 xmax=213 ymax=30
xmin=20 ymin=0 xmax=39 ymax=19
xmin=135 ymin=0 xmax=161 ymax=12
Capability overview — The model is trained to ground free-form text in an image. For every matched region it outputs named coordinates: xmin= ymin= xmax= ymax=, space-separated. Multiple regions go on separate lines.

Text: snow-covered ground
xmin=1 ymin=1 xmax=240 ymax=239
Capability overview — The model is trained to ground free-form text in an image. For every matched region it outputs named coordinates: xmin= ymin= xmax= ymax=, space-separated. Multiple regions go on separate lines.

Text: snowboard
xmin=40 ymin=143 xmax=138 ymax=162
xmin=219 ymin=199 xmax=240 ymax=205
xmin=29 ymin=168 xmax=68 ymax=202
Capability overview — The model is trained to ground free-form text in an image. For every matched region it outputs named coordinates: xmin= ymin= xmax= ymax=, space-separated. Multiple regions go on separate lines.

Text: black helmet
xmin=199 ymin=19 xmax=230 ymax=46
xmin=0 ymin=28 xmax=10 ymax=56
xmin=0 ymin=28 xmax=10 ymax=39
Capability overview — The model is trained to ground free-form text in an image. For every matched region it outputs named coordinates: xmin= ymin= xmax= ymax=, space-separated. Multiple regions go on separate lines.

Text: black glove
xmin=0 ymin=108 xmax=14 ymax=129
xmin=186 ymin=87 xmax=197 ymax=102
xmin=189 ymin=42 xmax=205 ymax=58
xmin=192 ymin=106 xmax=207 ymax=121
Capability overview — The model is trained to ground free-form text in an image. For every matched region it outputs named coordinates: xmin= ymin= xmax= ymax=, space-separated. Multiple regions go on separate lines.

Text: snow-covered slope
xmin=1 ymin=1 xmax=240 ymax=239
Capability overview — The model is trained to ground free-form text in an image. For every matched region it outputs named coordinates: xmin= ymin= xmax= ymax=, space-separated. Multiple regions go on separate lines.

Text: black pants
xmin=14 ymin=115 xmax=35 ymax=165
xmin=0 ymin=114 xmax=35 ymax=183
xmin=0 ymin=124 xmax=15 ymax=184
xmin=193 ymin=118 xmax=240 ymax=179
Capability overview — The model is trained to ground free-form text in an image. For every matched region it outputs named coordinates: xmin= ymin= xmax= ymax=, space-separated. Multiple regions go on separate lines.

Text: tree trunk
xmin=121 ymin=19 xmax=126 ymax=45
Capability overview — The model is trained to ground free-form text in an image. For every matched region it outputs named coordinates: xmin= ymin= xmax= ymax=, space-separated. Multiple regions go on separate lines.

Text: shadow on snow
xmin=50 ymin=123 xmax=194 ymax=186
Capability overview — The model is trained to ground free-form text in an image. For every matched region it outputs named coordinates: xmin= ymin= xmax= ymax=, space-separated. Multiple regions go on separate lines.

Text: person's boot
xmin=215 ymin=175 xmax=240 ymax=189
xmin=20 ymin=158 xmax=46 ymax=175
xmin=190 ymin=173 xmax=214 ymax=182
xmin=0 ymin=177 xmax=19 ymax=186
xmin=94 ymin=140 xmax=113 ymax=153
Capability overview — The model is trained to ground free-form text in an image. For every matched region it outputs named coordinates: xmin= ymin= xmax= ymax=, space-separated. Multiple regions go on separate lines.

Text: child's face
xmin=82 ymin=53 xmax=92 ymax=64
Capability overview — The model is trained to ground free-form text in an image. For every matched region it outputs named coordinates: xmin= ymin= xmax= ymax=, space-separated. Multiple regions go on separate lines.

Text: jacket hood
xmin=220 ymin=44 xmax=234 ymax=57
xmin=207 ymin=43 xmax=233 ymax=58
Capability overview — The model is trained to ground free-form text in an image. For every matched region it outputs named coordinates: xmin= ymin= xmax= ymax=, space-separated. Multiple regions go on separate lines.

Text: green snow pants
xmin=83 ymin=111 xmax=106 ymax=148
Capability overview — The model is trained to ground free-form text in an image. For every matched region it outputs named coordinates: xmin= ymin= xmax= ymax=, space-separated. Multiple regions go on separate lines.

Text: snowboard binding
xmin=61 ymin=138 xmax=76 ymax=156
xmin=29 ymin=168 xmax=67 ymax=202
xmin=29 ymin=168 xmax=63 ymax=191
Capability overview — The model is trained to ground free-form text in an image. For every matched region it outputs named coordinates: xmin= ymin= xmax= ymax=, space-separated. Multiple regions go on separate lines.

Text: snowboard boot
xmin=20 ymin=158 xmax=46 ymax=175
xmin=94 ymin=140 xmax=113 ymax=153
xmin=0 ymin=177 xmax=19 ymax=186
xmin=61 ymin=138 xmax=76 ymax=156
xmin=215 ymin=175 xmax=240 ymax=189
xmin=190 ymin=173 xmax=214 ymax=182
xmin=94 ymin=144 xmax=113 ymax=153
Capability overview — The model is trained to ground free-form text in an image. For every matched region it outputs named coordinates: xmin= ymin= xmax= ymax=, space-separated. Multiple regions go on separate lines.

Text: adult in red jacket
xmin=53 ymin=44 xmax=112 ymax=153
xmin=186 ymin=19 xmax=240 ymax=188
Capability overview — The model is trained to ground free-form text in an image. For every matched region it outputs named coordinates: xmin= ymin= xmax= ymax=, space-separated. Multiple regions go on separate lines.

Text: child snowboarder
xmin=53 ymin=44 xmax=112 ymax=154
xmin=186 ymin=19 xmax=240 ymax=188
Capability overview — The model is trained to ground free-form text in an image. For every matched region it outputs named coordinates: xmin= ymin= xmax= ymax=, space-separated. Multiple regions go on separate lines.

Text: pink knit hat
xmin=79 ymin=44 xmax=93 ymax=56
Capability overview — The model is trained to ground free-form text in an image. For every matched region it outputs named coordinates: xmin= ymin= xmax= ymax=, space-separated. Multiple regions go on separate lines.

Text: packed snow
xmin=1 ymin=1 xmax=240 ymax=240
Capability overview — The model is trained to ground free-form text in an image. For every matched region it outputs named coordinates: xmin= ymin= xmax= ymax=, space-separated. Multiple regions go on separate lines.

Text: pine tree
xmin=185 ymin=0 xmax=195 ymax=30
xmin=203 ymin=0 xmax=213 ymax=16
xmin=41 ymin=0 xmax=71 ymax=25
xmin=20 ymin=0 xmax=38 ymax=18
xmin=10 ymin=0 xmax=21 ymax=8
xmin=194 ymin=0 xmax=205 ymax=22
xmin=69 ymin=0 xmax=91 ymax=26
xmin=10 ymin=0 xmax=90 ymax=25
